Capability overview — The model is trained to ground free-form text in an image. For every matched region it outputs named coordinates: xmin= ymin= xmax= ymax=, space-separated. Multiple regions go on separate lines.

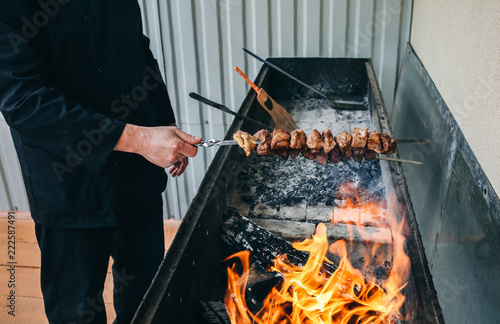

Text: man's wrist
xmin=114 ymin=124 xmax=143 ymax=154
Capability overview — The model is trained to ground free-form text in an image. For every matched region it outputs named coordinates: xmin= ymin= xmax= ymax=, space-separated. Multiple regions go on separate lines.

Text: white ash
xmin=234 ymin=99 xmax=387 ymax=214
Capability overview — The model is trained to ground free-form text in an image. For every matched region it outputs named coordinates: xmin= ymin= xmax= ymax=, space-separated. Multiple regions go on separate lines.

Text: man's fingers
xmin=168 ymin=128 xmax=200 ymax=158
xmin=175 ymin=128 xmax=202 ymax=145
xmin=169 ymin=158 xmax=189 ymax=177
xmin=171 ymin=140 xmax=197 ymax=158
xmin=175 ymin=157 xmax=189 ymax=176
xmin=169 ymin=164 xmax=179 ymax=177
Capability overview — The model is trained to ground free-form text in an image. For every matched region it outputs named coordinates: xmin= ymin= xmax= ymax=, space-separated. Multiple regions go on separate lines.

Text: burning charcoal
xmin=351 ymin=127 xmax=368 ymax=149
xmin=231 ymin=142 xmax=385 ymax=210
xmin=197 ymin=301 xmax=231 ymax=324
xmin=367 ymin=131 xmax=383 ymax=153
xmin=221 ymin=213 xmax=337 ymax=275
xmin=335 ymin=130 xmax=352 ymax=153
xmin=325 ymin=196 xmax=336 ymax=206
xmin=244 ymin=265 xmax=284 ymax=313
xmin=306 ymin=129 xmax=324 ymax=154
xmin=374 ymin=261 xmax=393 ymax=283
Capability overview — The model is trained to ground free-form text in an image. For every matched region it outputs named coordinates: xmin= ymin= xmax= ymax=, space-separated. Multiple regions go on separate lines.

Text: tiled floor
xmin=0 ymin=211 xmax=180 ymax=323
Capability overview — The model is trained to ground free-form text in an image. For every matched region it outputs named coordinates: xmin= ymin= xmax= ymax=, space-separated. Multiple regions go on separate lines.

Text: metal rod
xmin=242 ymin=48 xmax=368 ymax=110
xmin=199 ymin=139 xmax=424 ymax=165
xmin=189 ymin=92 xmax=273 ymax=131
xmin=376 ymin=156 xmax=423 ymax=165
xmin=243 ymin=48 xmax=329 ymax=100
xmin=396 ymin=139 xmax=431 ymax=144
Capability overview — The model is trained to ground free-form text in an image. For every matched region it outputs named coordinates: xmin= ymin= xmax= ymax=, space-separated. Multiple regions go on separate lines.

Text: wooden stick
xmin=376 ymin=156 xmax=423 ymax=165
xmin=234 ymin=66 xmax=260 ymax=94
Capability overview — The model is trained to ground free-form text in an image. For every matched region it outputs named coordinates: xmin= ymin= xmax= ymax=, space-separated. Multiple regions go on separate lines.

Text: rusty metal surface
xmin=392 ymin=45 xmax=500 ymax=324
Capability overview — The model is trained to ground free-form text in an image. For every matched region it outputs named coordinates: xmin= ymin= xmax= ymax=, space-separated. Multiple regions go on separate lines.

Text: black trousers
xmin=34 ymin=194 xmax=165 ymax=324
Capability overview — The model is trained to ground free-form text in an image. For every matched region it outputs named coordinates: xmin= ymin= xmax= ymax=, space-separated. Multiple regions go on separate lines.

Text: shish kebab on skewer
xmin=229 ymin=127 xmax=418 ymax=165
xmin=190 ymin=92 xmax=426 ymax=164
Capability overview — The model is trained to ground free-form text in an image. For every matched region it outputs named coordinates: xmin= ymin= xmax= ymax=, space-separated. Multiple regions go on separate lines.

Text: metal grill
xmin=132 ymin=58 xmax=443 ymax=324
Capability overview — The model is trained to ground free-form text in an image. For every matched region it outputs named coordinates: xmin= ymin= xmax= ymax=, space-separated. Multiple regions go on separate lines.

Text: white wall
xmin=411 ymin=0 xmax=500 ymax=197
xmin=0 ymin=0 xmax=412 ymax=218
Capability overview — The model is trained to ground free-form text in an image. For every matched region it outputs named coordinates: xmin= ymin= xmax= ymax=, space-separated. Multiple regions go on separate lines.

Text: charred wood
xmin=197 ymin=301 xmax=231 ymax=324
xmin=221 ymin=212 xmax=338 ymax=275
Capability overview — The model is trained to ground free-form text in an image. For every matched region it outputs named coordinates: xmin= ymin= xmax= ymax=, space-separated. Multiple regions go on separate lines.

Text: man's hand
xmin=114 ymin=124 xmax=201 ymax=175
xmin=169 ymin=157 xmax=189 ymax=177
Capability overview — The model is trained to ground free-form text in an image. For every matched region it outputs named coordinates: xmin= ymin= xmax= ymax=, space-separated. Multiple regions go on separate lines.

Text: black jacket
xmin=0 ymin=0 xmax=176 ymax=227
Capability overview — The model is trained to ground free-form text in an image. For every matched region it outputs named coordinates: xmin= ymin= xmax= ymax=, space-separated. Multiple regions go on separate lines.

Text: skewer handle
xmin=234 ymin=66 xmax=260 ymax=94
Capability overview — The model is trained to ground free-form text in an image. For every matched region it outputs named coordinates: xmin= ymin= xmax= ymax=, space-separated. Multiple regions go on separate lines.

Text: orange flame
xmin=224 ymin=186 xmax=410 ymax=323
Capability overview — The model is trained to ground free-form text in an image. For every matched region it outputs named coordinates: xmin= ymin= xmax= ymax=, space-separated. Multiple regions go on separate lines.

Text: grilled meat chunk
xmin=275 ymin=149 xmax=289 ymax=160
xmin=271 ymin=128 xmax=290 ymax=150
xmin=289 ymin=150 xmax=300 ymax=159
xmin=364 ymin=150 xmax=377 ymax=161
xmin=329 ymin=147 xmax=341 ymax=163
xmin=351 ymin=127 xmax=368 ymax=149
xmin=233 ymin=130 xmax=256 ymax=157
xmin=367 ymin=131 xmax=383 ymax=153
xmin=322 ymin=129 xmax=337 ymax=154
xmin=380 ymin=132 xmax=397 ymax=154
xmin=342 ymin=148 xmax=353 ymax=161
xmin=353 ymin=149 xmax=365 ymax=162
xmin=271 ymin=128 xmax=290 ymax=160
xmin=386 ymin=138 xmax=397 ymax=154
xmin=301 ymin=149 xmax=317 ymax=160
xmin=335 ymin=130 xmax=352 ymax=153
xmin=233 ymin=128 xmax=398 ymax=162
xmin=380 ymin=133 xmax=391 ymax=152
xmin=306 ymin=129 xmax=323 ymax=154
xmin=289 ymin=129 xmax=307 ymax=159
xmin=290 ymin=129 xmax=307 ymax=150
xmin=315 ymin=150 xmax=329 ymax=165
xmin=253 ymin=129 xmax=274 ymax=156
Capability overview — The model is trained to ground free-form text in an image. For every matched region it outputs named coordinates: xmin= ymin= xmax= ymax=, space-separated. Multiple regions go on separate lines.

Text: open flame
xmin=224 ymin=185 xmax=410 ymax=323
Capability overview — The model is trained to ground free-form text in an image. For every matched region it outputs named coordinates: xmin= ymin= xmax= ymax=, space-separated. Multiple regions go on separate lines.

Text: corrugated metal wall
xmin=0 ymin=114 xmax=29 ymax=211
xmin=0 ymin=0 xmax=412 ymax=219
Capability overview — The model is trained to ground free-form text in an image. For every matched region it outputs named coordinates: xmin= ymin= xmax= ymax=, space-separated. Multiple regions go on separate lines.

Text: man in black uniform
xmin=0 ymin=1 xmax=201 ymax=323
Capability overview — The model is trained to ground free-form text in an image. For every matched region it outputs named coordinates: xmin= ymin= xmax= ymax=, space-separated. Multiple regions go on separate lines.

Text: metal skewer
xmin=243 ymin=48 xmax=367 ymax=110
xmin=396 ymin=139 xmax=431 ymax=144
xmin=375 ymin=156 xmax=423 ymax=165
xmin=189 ymin=93 xmax=430 ymax=145
xmin=189 ymin=92 xmax=273 ymax=131
xmin=195 ymin=140 xmax=423 ymax=164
